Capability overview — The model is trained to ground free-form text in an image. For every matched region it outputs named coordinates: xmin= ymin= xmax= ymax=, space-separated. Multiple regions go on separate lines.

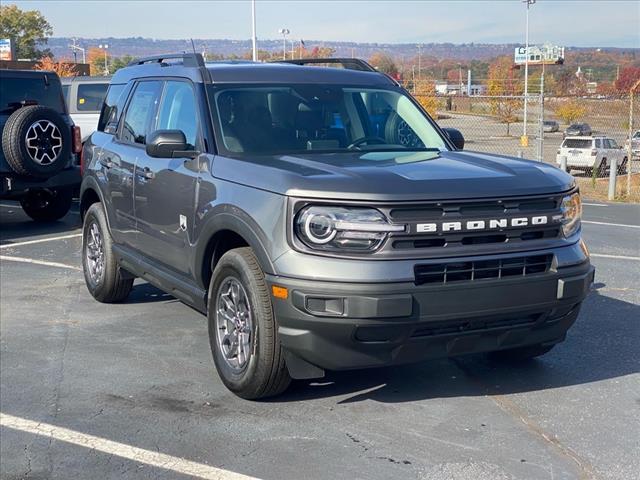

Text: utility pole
xmin=417 ymin=44 xmax=422 ymax=81
xmin=251 ymin=0 xmax=257 ymax=62
xmin=69 ymin=38 xmax=86 ymax=64
xmin=523 ymin=0 xmax=536 ymax=143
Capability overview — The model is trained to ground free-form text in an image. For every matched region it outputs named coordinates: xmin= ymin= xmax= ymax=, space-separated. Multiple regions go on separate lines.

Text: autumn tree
xmin=0 ymin=5 xmax=52 ymax=59
xmin=413 ymin=78 xmax=439 ymax=118
xmin=553 ymin=99 xmax=587 ymax=125
xmin=87 ymin=47 xmax=110 ymax=75
xmin=615 ymin=66 xmax=640 ymax=92
xmin=35 ymin=56 xmax=77 ymax=77
xmin=487 ymin=56 xmax=522 ymax=136
xmin=369 ymin=52 xmax=398 ymax=76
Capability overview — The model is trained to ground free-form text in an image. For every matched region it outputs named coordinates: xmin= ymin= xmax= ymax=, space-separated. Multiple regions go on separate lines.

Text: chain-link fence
xmin=413 ymin=84 xmax=640 ymax=202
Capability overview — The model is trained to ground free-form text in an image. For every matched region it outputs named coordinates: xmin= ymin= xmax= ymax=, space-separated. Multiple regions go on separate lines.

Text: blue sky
xmin=8 ymin=0 xmax=640 ymax=47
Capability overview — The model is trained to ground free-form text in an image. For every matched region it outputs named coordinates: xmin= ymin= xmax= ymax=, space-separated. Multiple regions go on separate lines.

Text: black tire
xmin=19 ymin=187 xmax=73 ymax=222
xmin=1 ymin=105 xmax=71 ymax=178
xmin=597 ymin=158 xmax=607 ymax=177
xmin=617 ymin=157 xmax=628 ymax=175
xmin=82 ymin=203 xmax=133 ymax=303
xmin=488 ymin=344 xmax=555 ymax=362
xmin=208 ymin=247 xmax=291 ymax=400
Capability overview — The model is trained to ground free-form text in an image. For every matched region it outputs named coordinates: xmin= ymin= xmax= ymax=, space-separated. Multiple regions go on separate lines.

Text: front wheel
xmin=19 ymin=187 xmax=72 ymax=222
xmin=82 ymin=203 xmax=133 ymax=303
xmin=208 ymin=247 xmax=291 ymax=399
xmin=488 ymin=344 xmax=555 ymax=362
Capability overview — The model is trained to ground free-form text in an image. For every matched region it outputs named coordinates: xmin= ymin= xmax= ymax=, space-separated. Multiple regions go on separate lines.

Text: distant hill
xmin=47 ymin=36 xmax=639 ymax=63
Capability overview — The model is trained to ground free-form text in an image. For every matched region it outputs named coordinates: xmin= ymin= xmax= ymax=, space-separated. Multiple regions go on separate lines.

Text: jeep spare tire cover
xmin=1 ymin=105 xmax=71 ymax=178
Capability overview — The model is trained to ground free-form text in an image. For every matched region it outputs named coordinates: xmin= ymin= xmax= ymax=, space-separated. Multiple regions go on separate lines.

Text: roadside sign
xmin=0 ymin=38 xmax=13 ymax=61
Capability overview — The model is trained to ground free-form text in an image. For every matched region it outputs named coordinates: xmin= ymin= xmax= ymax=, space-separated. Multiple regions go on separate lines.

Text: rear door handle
xmin=138 ymin=167 xmax=155 ymax=179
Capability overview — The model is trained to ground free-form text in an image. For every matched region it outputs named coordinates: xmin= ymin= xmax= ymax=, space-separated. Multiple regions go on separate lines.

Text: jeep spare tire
xmin=1 ymin=105 xmax=71 ymax=178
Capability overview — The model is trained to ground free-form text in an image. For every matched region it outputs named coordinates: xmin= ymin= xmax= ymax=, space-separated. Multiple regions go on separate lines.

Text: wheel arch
xmin=195 ymin=212 xmax=276 ymax=291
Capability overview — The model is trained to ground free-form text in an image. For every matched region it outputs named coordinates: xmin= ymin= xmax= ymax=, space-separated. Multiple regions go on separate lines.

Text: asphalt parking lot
xmin=1 ymin=200 xmax=638 ymax=480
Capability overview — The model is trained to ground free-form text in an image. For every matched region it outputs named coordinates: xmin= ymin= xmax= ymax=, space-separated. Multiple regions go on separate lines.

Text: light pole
xmin=69 ymin=38 xmax=86 ymax=64
xmin=99 ymin=44 xmax=109 ymax=74
xmin=251 ymin=0 xmax=257 ymax=61
xmin=523 ymin=0 xmax=536 ymax=140
xmin=278 ymin=28 xmax=290 ymax=60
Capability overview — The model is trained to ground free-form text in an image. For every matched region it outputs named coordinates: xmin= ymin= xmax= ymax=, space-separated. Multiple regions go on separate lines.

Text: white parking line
xmin=591 ymin=253 xmax=640 ymax=261
xmin=0 ymin=233 xmax=82 ymax=249
xmin=582 ymin=221 xmax=640 ymax=229
xmin=0 ymin=413 xmax=258 ymax=480
xmin=0 ymin=255 xmax=82 ymax=271
xmin=582 ymin=203 xmax=609 ymax=207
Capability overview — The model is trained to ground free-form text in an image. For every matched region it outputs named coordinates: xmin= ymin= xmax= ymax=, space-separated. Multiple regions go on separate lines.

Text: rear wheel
xmin=488 ymin=344 xmax=555 ymax=362
xmin=82 ymin=203 xmax=133 ymax=303
xmin=208 ymin=247 xmax=291 ymax=399
xmin=19 ymin=187 xmax=73 ymax=222
xmin=597 ymin=158 xmax=608 ymax=177
xmin=617 ymin=157 xmax=628 ymax=175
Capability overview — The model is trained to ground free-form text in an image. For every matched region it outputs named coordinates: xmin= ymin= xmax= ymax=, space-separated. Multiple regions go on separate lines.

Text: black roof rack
xmin=276 ymin=58 xmax=377 ymax=72
xmin=128 ymin=53 xmax=205 ymax=68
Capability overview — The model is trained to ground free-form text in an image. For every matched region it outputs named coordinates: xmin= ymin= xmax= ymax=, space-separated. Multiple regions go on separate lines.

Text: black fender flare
xmin=193 ymin=210 xmax=276 ymax=289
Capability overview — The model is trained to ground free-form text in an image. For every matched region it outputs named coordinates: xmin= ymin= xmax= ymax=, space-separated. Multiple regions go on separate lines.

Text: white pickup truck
xmin=556 ymin=136 xmax=628 ymax=176
xmin=61 ymin=76 xmax=110 ymax=142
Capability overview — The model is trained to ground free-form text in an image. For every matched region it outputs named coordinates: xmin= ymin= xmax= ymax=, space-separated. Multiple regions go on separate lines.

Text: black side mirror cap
xmin=442 ymin=128 xmax=465 ymax=150
xmin=146 ymin=129 xmax=197 ymax=158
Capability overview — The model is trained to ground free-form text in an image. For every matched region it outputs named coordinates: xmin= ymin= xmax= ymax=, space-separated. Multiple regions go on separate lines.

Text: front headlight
xmin=559 ymin=192 xmax=582 ymax=238
xmin=295 ymin=206 xmax=405 ymax=252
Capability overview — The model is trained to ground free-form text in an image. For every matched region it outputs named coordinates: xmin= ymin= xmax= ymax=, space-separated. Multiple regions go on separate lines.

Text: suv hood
xmin=213 ymin=150 xmax=574 ymax=201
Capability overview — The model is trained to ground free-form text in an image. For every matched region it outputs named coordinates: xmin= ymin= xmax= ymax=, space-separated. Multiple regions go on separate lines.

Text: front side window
xmin=209 ymin=85 xmax=447 ymax=156
xmin=77 ymin=83 xmax=109 ymax=112
xmin=156 ymin=81 xmax=198 ymax=148
xmin=120 ymin=81 xmax=162 ymax=145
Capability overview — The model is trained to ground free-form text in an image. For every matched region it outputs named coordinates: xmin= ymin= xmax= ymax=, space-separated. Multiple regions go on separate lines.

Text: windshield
xmin=208 ymin=85 xmax=448 ymax=156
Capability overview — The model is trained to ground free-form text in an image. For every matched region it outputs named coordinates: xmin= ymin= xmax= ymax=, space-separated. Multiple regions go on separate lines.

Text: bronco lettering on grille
xmin=415 ymin=215 xmax=549 ymax=234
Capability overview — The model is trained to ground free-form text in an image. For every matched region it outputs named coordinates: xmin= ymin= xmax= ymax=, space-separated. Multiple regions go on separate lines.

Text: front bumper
xmin=268 ymin=254 xmax=594 ymax=377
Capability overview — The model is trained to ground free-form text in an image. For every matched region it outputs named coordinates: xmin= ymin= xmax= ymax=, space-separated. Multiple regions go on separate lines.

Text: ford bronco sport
xmin=80 ymin=54 xmax=594 ymax=399
xmin=1 ymin=69 xmax=82 ymax=221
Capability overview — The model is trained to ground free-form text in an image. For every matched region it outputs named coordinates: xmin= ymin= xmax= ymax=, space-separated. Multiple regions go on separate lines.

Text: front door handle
xmin=138 ymin=167 xmax=155 ymax=180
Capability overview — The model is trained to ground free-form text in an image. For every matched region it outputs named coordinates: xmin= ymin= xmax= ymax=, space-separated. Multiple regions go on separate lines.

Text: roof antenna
xmin=190 ymin=38 xmax=197 ymax=55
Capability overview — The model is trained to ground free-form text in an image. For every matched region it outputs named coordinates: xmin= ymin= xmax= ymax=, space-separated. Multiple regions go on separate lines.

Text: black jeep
xmin=1 ymin=69 xmax=81 ymax=221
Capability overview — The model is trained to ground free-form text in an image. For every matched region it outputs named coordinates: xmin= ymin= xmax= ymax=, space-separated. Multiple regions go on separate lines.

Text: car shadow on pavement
xmin=273 ymin=289 xmax=639 ymax=404
xmin=126 ymin=282 xmax=177 ymax=304
xmin=0 ymin=203 xmax=81 ymax=243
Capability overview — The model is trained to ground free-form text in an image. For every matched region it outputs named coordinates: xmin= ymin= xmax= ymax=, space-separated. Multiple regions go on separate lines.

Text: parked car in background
xmin=564 ymin=123 xmax=592 ymax=137
xmin=1 ymin=69 xmax=81 ymax=221
xmin=556 ymin=136 xmax=628 ymax=176
xmin=624 ymin=129 xmax=640 ymax=159
xmin=62 ymin=76 xmax=110 ymax=141
xmin=543 ymin=120 xmax=559 ymax=133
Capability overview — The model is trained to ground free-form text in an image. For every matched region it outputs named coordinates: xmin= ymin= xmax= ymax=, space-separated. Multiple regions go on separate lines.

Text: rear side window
xmin=98 ymin=84 xmax=126 ymax=133
xmin=120 ymin=81 xmax=162 ymax=145
xmin=77 ymin=83 xmax=109 ymax=112
xmin=562 ymin=139 xmax=592 ymax=149
xmin=0 ymin=75 xmax=65 ymax=113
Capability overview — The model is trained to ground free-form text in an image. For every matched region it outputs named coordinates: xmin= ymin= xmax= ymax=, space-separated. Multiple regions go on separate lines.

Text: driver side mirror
xmin=443 ymin=128 xmax=465 ymax=150
xmin=146 ymin=130 xmax=197 ymax=158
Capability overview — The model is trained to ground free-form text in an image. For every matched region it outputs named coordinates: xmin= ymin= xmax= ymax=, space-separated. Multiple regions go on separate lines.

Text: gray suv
xmin=80 ymin=54 xmax=594 ymax=399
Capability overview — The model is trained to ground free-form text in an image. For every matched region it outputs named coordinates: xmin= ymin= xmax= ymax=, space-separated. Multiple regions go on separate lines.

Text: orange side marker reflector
xmin=272 ymin=285 xmax=288 ymax=299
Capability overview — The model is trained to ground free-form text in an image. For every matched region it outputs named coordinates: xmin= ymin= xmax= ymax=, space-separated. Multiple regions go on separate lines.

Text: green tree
xmin=110 ymin=55 xmax=136 ymax=73
xmin=0 ymin=5 xmax=52 ymax=59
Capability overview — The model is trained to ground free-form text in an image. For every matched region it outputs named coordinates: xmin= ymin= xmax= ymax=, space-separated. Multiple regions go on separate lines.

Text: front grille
xmin=414 ymin=254 xmax=553 ymax=285
xmin=386 ymin=195 xmax=563 ymax=254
